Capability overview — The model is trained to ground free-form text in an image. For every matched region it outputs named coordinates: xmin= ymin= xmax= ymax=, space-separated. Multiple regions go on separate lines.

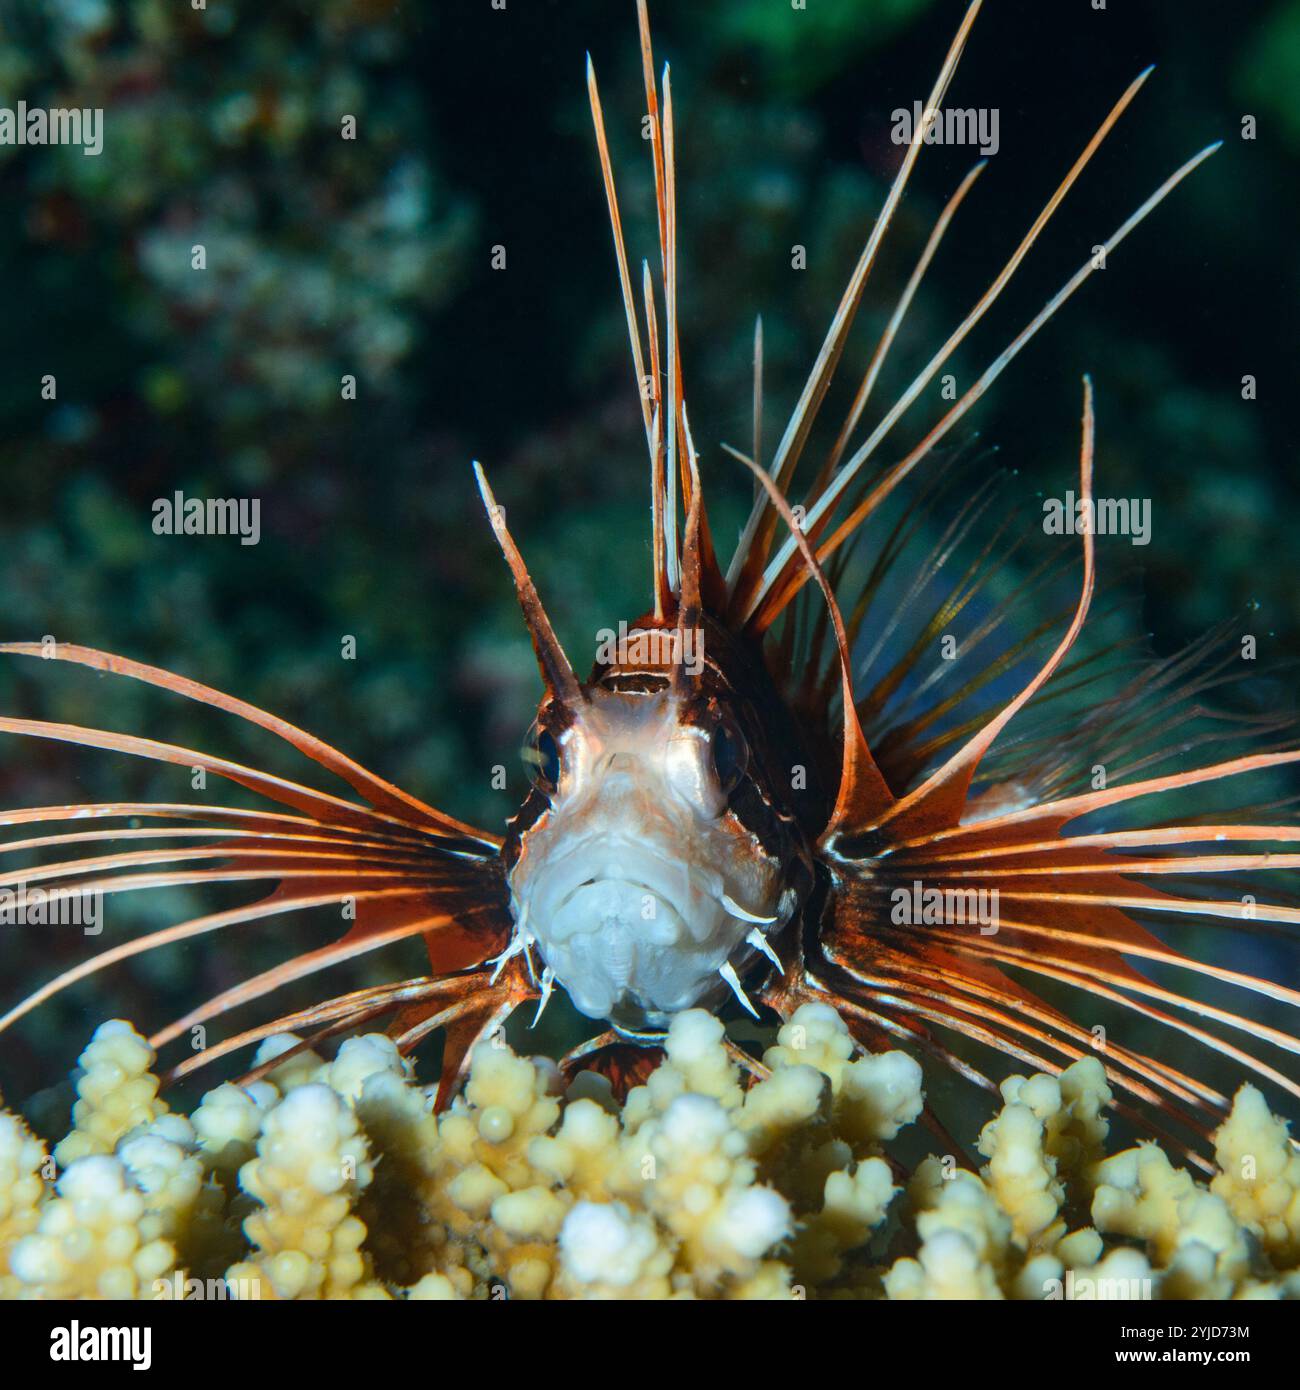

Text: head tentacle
xmin=474 ymin=461 xmax=584 ymax=708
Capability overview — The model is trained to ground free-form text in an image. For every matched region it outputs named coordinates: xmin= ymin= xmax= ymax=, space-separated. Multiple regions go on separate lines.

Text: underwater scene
xmin=0 ymin=0 xmax=1297 ymax=1328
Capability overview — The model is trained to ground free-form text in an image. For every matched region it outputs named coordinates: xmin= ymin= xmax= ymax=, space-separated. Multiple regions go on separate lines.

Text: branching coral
xmin=53 ymin=1020 xmax=168 ymax=1166
xmin=226 ymin=1083 xmax=380 ymax=1300
xmin=974 ymin=1059 xmax=1112 ymax=1255
xmin=9 ymin=1156 xmax=177 ymax=1299
xmin=0 ymin=1110 xmax=48 ymax=1298
xmin=1 ymin=1011 xmax=1297 ymax=1299
xmin=1211 ymin=1084 xmax=1300 ymax=1270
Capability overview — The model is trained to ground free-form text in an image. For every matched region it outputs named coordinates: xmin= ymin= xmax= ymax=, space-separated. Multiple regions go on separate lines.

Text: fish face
xmin=506 ymin=687 xmax=798 ymax=1030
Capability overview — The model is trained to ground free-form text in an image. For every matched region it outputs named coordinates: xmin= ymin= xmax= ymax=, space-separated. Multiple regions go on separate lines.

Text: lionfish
xmin=1 ymin=0 xmax=1296 ymax=1172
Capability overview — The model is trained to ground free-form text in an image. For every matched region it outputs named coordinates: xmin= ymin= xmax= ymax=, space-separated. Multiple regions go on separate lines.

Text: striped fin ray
xmin=0 ymin=646 xmax=516 ymax=1102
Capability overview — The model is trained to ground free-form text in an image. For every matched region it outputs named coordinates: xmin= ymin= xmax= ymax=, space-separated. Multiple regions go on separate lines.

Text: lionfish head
xmin=507 ymin=697 xmax=762 ymax=1028
xmin=506 ymin=608 xmax=826 ymax=1031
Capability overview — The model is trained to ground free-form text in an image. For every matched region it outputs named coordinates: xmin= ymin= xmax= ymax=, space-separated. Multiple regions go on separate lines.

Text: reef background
xmin=0 ymin=0 xmax=1296 ymax=1115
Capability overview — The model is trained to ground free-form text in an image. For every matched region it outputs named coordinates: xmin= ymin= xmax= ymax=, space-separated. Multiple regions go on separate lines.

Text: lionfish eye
xmin=710 ymin=717 xmax=748 ymax=796
xmin=526 ymin=725 xmax=562 ymax=793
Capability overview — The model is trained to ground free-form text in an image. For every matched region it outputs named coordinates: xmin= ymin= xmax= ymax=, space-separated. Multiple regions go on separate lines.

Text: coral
xmin=884 ymin=1160 xmax=1013 ymax=1299
xmin=0 ymin=1111 xmax=49 ymax=1298
xmin=53 ymin=1020 xmax=168 ymax=1166
xmin=1211 ymin=1084 xmax=1300 ymax=1268
xmin=1 ymin=1011 xmax=1298 ymax=1299
xmin=974 ymin=1058 xmax=1112 ymax=1253
xmin=227 ymin=1083 xmax=380 ymax=1300
xmin=191 ymin=1080 xmax=276 ymax=1183
xmin=1091 ymin=1145 xmax=1252 ymax=1298
xmin=8 ymin=1155 xmax=177 ymax=1299
xmin=117 ymin=1118 xmax=205 ymax=1250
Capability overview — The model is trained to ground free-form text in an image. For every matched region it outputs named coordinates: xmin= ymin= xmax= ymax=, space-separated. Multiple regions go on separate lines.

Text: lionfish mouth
xmin=512 ymin=835 xmax=782 ymax=1025
xmin=552 ymin=877 xmax=686 ymax=943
